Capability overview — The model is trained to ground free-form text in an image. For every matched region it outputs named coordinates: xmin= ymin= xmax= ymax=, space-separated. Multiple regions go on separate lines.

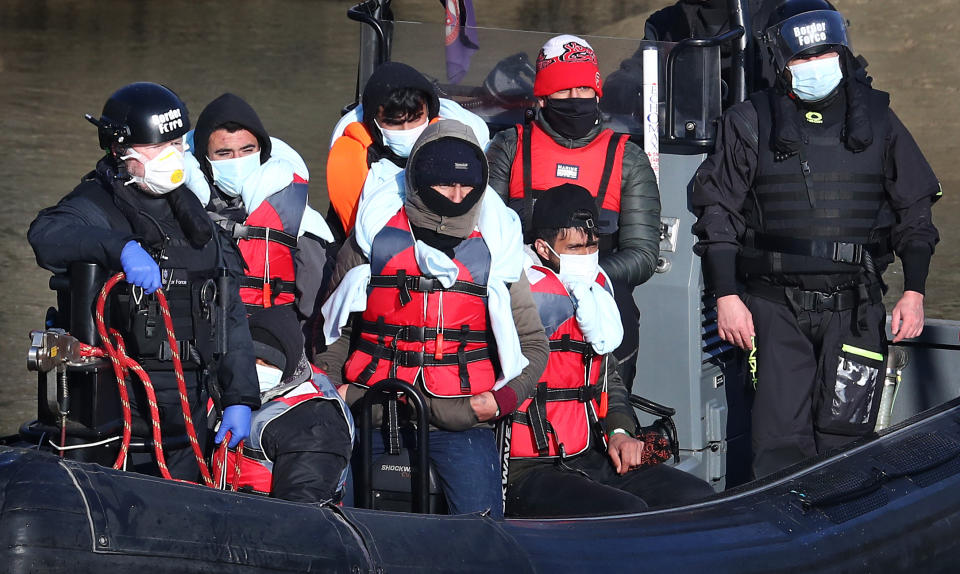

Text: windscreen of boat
xmin=370 ymin=21 xmax=721 ymax=144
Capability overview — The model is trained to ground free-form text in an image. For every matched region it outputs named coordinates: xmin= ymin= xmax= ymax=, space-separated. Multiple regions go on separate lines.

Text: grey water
xmin=1 ymin=0 xmax=956 ymax=434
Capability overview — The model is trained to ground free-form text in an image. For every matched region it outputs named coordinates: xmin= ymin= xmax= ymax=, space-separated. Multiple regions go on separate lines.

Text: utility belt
xmin=747 ymin=280 xmax=883 ymax=332
xmin=137 ymin=339 xmax=202 ymax=371
xmin=746 ymin=231 xmax=880 ymax=266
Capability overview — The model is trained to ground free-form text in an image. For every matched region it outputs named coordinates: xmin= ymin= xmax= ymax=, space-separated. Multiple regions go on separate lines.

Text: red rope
xmin=92 ymin=273 xmax=214 ymax=486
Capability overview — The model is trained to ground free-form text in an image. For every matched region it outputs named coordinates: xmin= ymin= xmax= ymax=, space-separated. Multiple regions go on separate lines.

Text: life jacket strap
xmin=230 ymin=223 xmax=299 ymax=250
xmin=354 ymin=338 xmax=492 ymax=368
xmin=369 ymin=274 xmax=488 ymax=298
xmin=356 ymin=319 xmax=490 ymax=343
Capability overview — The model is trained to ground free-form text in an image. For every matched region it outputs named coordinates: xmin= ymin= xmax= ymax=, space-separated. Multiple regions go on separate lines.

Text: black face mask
xmin=541 ymin=97 xmax=601 ymax=139
xmin=418 ymin=184 xmax=483 ymax=218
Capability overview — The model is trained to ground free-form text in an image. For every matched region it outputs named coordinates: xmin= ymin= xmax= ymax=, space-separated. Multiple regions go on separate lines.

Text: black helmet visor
xmin=765 ymin=10 xmax=848 ymax=71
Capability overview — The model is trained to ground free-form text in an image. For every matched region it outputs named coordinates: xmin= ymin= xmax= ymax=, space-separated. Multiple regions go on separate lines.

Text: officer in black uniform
xmin=691 ymin=0 xmax=941 ymax=478
xmin=28 ymin=82 xmax=261 ymax=480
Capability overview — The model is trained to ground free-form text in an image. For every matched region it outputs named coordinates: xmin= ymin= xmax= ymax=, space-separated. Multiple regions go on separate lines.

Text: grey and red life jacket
xmin=509 ymin=265 xmax=609 ymax=459
xmin=221 ymin=176 xmax=308 ymax=313
xmin=212 ymin=365 xmax=354 ymax=497
xmin=342 ymin=207 xmax=499 ymax=397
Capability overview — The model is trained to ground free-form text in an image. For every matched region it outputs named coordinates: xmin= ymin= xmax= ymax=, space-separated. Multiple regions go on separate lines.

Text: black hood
xmin=361 ymin=62 xmax=440 ymax=149
xmin=193 ymin=93 xmax=272 ymax=185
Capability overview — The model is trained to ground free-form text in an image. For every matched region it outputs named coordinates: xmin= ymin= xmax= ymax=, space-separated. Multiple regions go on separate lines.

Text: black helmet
xmin=87 ymin=82 xmax=190 ymax=150
xmin=763 ymin=0 xmax=848 ymax=72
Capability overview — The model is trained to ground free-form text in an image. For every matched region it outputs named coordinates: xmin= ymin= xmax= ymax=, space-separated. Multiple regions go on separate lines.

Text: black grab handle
xmin=359 ymin=378 xmax=431 ymax=513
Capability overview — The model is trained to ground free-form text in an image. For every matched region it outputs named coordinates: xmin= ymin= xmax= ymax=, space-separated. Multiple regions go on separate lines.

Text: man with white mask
xmin=505 ymin=184 xmax=713 ymax=517
xmin=28 ymin=82 xmax=260 ymax=480
xmin=692 ymin=0 xmax=941 ymax=478
xmin=185 ymin=93 xmax=335 ymax=357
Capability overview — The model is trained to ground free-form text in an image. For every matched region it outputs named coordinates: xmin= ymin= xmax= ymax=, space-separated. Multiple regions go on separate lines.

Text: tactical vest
xmin=342 ymin=208 xmax=498 ymax=397
xmin=508 ymin=122 xmax=627 ymax=240
xmin=509 ymin=265 xmax=607 ymax=459
xmin=740 ymin=89 xmax=892 ymax=278
xmin=84 ymin=182 xmax=224 ymax=372
xmin=232 ymin=178 xmax=308 ymax=312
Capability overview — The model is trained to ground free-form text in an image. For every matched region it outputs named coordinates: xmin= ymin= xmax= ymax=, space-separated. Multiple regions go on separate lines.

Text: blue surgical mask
xmin=208 ymin=153 xmax=262 ymax=197
xmin=788 ymin=56 xmax=843 ymax=102
xmin=376 ymin=120 xmax=429 ymax=158
xmin=255 ymin=363 xmax=283 ymax=393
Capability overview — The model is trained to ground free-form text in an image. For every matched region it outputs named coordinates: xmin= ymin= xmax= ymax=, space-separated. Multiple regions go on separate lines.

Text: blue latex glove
xmin=120 ymin=241 xmax=162 ymax=294
xmin=215 ymin=405 xmax=252 ymax=448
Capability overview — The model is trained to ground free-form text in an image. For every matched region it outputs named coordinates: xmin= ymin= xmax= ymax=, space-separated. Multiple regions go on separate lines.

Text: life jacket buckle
xmin=395 ymin=349 xmax=425 ymax=368
xmin=412 ymin=276 xmax=440 ymax=293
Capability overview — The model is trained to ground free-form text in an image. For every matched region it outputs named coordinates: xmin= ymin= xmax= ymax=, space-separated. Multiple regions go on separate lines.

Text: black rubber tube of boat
xmin=359 ymin=378 xmax=431 ymax=513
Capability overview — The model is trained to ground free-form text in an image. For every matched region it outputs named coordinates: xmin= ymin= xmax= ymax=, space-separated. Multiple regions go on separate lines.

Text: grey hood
xmin=403 ymin=119 xmax=489 ymax=239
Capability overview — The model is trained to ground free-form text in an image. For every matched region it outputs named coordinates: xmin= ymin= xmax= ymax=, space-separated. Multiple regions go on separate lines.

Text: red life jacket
xmin=507 ymin=122 xmax=628 ymax=236
xmin=343 ymin=207 xmax=498 ymax=398
xmin=235 ymin=177 xmax=308 ymax=312
xmin=509 ymin=265 xmax=608 ymax=459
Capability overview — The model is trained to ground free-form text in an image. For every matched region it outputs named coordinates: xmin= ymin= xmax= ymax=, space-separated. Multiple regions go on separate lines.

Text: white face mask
xmin=546 ymin=243 xmax=600 ymax=286
xmin=208 ymin=153 xmax=261 ymax=197
xmin=255 ymin=363 xmax=284 ymax=393
xmin=121 ymin=142 xmax=186 ymax=196
xmin=788 ymin=56 xmax=843 ymax=102
xmin=376 ymin=119 xmax=429 ymax=158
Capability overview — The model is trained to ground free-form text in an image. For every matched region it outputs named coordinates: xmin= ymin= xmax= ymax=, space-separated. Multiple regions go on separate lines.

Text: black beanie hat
xmin=247 ymin=306 xmax=305 ymax=382
xmin=413 ymin=138 xmax=485 ymax=191
xmin=531 ymin=183 xmax=599 ymax=232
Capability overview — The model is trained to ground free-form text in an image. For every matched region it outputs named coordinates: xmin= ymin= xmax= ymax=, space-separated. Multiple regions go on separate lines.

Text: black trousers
xmin=747 ymin=294 xmax=887 ymax=479
xmin=505 ymin=448 xmax=714 ymax=518
xmin=259 ymin=399 xmax=353 ymax=503
xmin=124 ymin=370 xmax=208 ymax=481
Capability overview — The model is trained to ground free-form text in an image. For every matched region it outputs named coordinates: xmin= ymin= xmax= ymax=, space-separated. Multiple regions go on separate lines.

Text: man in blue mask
xmin=185 ymin=93 xmax=335 ymax=358
xmin=326 ymin=62 xmax=489 ymax=241
xmin=691 ymin=0 xmax=941 ymax=478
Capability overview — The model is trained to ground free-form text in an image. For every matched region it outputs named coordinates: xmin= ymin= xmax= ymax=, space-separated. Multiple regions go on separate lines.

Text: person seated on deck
xmin=326 ymin=61 xmax=490 ymax=242
xmin=504 ymin=183 xmax=713 ymax=517
xmin=214 ymin=305 xmax=354 ymax=503
xmin=316 ymin=119 xmax=549 ymax=519
xmin=486 ymin=35 xmax=661 ymax=397
xmin=183 ymin=93 xmax=335 ymax=358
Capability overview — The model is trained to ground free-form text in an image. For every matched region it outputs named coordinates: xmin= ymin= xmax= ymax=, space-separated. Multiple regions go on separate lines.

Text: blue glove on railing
xmin=120 ymin=241 xmax=162 ymax=294
xmin=215 ymin=404 xmax=252 ymax=448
